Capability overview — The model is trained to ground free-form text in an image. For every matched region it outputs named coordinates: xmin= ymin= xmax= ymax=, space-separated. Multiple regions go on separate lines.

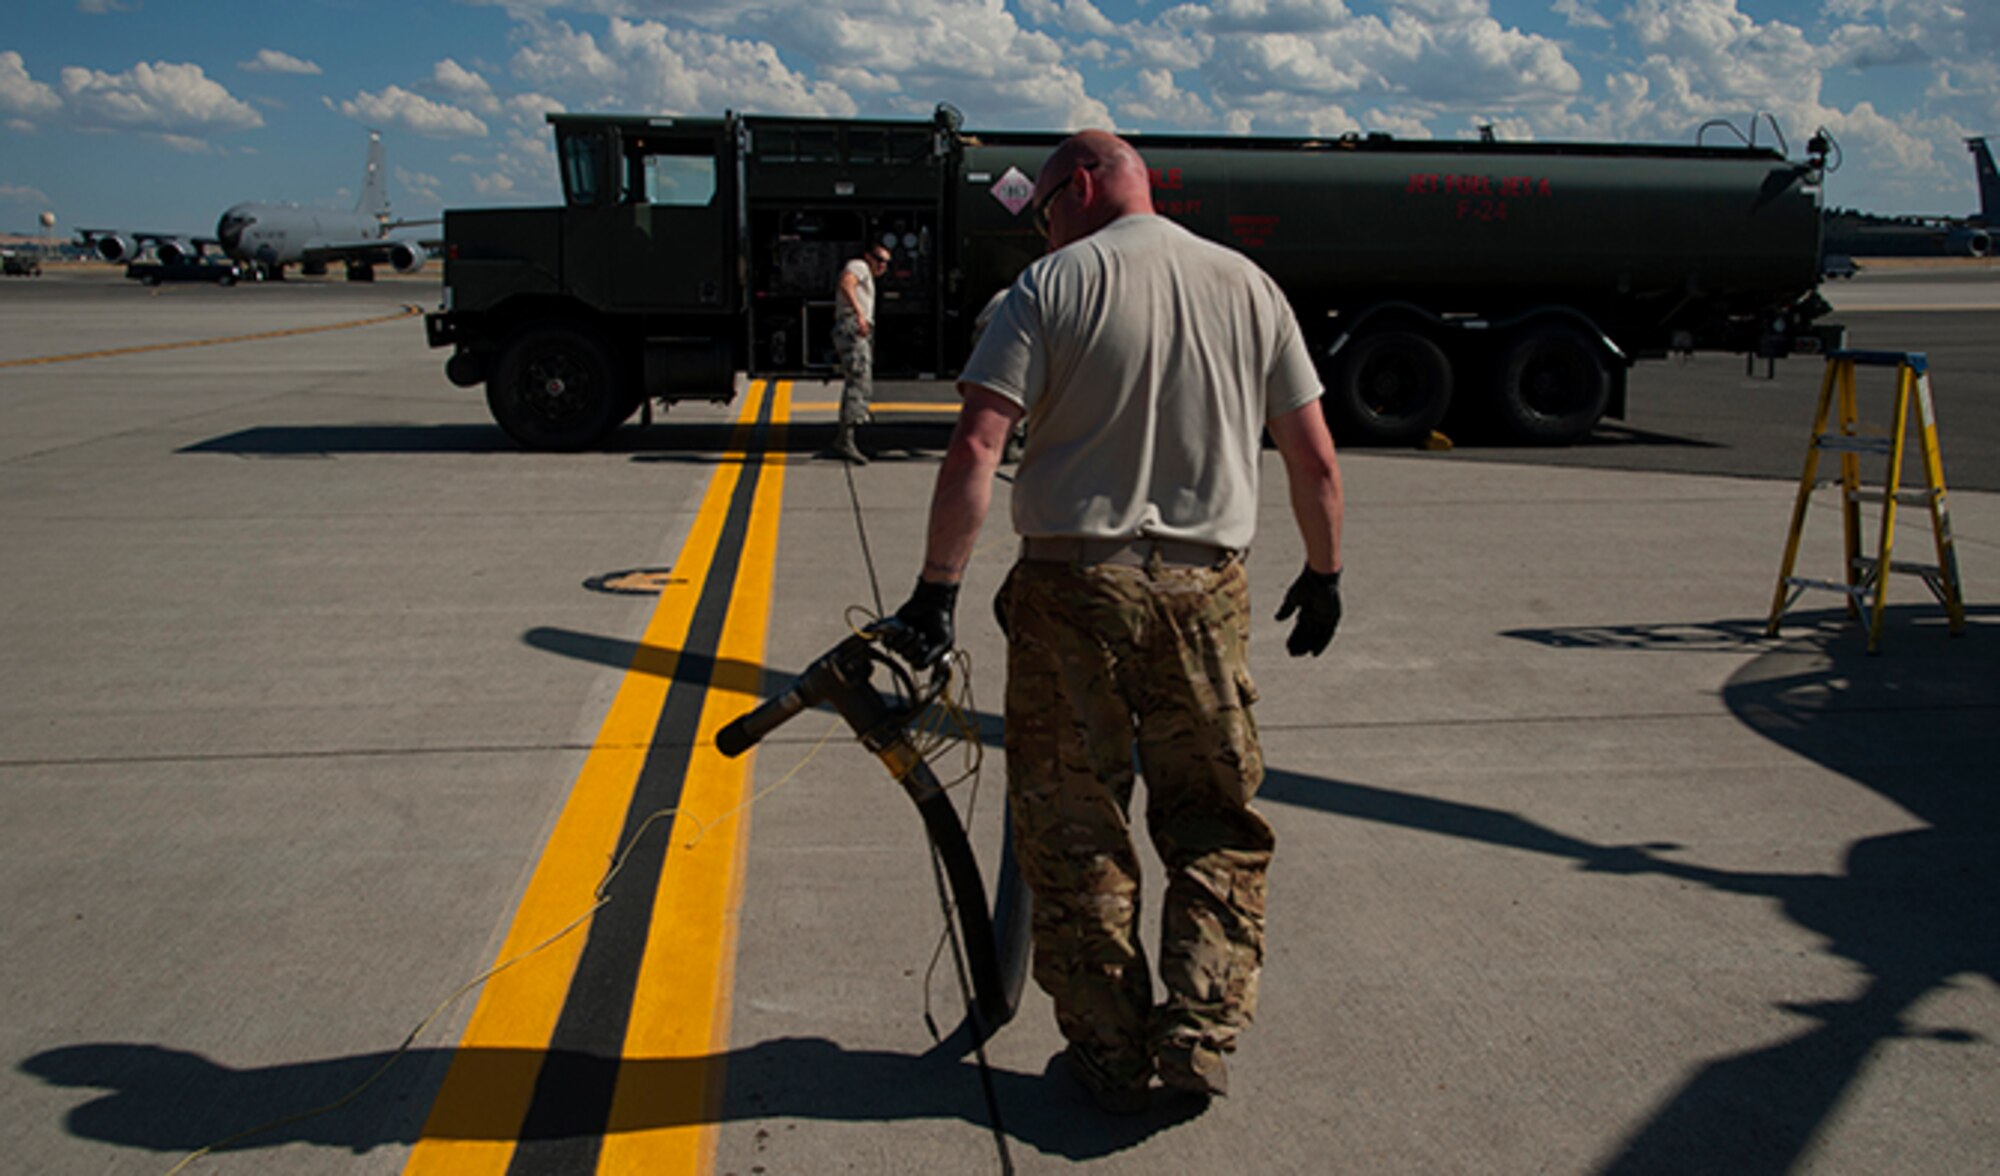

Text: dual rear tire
xmin=1323 ymin=322 xmax=1611 ymax=446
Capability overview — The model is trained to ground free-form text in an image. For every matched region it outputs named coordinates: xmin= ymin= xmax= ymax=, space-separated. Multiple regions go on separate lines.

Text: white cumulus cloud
xmin=239 ymin=49 xmax=322 ymax=75
xmin=0 ymin=51 xmax=61 ymax=119
xmin=333 ymin=85 xmax=489 ymax=137
xmin=60 ymin=60 xmax=263 ymax=136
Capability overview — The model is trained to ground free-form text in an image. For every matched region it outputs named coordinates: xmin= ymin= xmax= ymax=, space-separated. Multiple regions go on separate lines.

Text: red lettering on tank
xmin=1409 ymin=173 xmax=1549 ymax=214
xmin=1228 ymin=213 xmax=1280 ymax=247
xmin=1455 ymin=198 xmax=1509 ymax=222
xmin=1149 ymin=166 xmax=1184 ymax=191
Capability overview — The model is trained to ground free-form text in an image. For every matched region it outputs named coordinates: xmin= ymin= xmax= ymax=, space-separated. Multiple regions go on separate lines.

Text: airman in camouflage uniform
xmin=826 ymin=244 xmax=890 ymax=464
xmin=877 ymin=130 xmax=1345 ymax=1113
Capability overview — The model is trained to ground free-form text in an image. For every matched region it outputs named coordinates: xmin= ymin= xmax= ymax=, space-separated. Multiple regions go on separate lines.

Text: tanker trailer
xmin=954 ymin=128 xmax=1834 ymax=445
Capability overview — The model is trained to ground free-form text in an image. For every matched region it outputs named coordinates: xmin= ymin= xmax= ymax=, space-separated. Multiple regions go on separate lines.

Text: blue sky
xmin=3 ymin=0 xmax=1996 ymax=236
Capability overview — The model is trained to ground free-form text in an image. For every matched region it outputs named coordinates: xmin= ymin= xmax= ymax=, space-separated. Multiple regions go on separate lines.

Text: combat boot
xmin=1156 ymin=1040 xmax=1228 ymax=1099
xmin=1059 ymin=1045 xmax=1150 ymax=1116
xmin=821 ymin=421 xmax=868 ymax=465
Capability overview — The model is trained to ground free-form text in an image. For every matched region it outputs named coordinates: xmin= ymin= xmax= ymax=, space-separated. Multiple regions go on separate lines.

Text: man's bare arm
xmin=920 ymin=384 xmax=1025 ymax=583
xmin=836 ymin=268 xmax=871 ymax=336
xmin=1266 ymin=400 xmax=1343 ymax=574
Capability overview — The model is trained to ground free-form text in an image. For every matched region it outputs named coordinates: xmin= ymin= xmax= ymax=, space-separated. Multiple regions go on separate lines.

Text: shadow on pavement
xmin=21 ymin=1038 xmax=1200 ymax=1163
xmin=1499 ymin=606 xmax=1997 ymax=1174
xmin=178 ymin=420 xmax=952 ymax=459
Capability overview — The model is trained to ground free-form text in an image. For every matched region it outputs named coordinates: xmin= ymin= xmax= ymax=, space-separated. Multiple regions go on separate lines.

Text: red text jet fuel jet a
xmin=75 ymin=130 xmax=436 ymax=284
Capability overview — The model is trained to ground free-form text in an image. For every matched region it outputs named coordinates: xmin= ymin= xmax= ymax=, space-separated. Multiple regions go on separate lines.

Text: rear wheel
xmin=1495 ymin=324 xmax=1611 ymax=444
xmin=487 ymin=326 xmax=626 ymax=451
xmin=1326 ymin=329 xmax=1453 ymax=445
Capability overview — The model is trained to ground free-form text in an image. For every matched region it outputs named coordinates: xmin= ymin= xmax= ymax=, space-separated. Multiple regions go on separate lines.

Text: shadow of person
xmin=22 ymin=1036 xmax=1202 ymax=1163
xmin=1488 ymin=608 xmax=1997 ymax=1174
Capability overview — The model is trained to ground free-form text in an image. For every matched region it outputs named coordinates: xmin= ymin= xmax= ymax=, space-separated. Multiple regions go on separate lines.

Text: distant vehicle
xmin=75 ymin=131 xmax=434 ymax=282
xmin=427 ymin=107 xmax=1841 ymax=450
xmin=1821 ymin=136 xmax=1997 ymax=258
xmin=125 ymin=259 xmax=243 ymax=287
xmin=1 ymin=250 xmax=41 ymax=277
xmin=1822 ymin=254 xmax=1860 ymax=279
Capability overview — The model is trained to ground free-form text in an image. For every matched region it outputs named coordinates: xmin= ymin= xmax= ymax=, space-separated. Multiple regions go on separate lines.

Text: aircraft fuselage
xmin=216 ymin=204 xmax=382 ymax=270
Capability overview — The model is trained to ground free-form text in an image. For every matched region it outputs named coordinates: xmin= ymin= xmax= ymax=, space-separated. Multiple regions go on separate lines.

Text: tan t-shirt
xmin=837 ymin=258 xmax=875 ymax=328
xmin=960 ymin=215 xmax=1321 ymax=551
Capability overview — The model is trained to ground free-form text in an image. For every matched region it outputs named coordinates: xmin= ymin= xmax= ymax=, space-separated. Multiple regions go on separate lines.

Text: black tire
xmin=487 ymin=326 xmax=627 ymax=451
xmin=1326 ymin=329 xmax=1453 ymax=445
xmin=1496 ymin=324 xmax=1611 ymax=444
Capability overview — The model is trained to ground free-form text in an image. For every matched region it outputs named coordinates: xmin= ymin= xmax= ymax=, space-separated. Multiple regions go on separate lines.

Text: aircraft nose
xmin=216 ymin=211 xmax=253 ymax=253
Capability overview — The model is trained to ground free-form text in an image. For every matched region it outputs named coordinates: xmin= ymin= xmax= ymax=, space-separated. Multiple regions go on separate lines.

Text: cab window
xmin=638 ymin=155 xmax=716 ymax=207
xmin=561 ymin=132 xmax=608 ymax=206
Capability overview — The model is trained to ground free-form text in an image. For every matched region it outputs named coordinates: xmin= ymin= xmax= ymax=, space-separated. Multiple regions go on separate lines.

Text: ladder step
xmin=1814 ymin=433 xmax=1892 ymax=455
xmin=1785 ymin=575 xmax=1866 ymax=598
xmin=1843 ymin=487 xmax=1943 ymax=508
xmin=1855 ymin=557 xmax=1944 ymax=579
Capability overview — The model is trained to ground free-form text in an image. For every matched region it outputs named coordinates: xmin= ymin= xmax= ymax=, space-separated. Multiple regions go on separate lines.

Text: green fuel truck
xmin=425 ymin=106 xmax=1839 ymax=450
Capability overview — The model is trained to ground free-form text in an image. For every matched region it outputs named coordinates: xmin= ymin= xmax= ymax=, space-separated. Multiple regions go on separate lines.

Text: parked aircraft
xmin=75 ymin=131 xmax=432 ymax=281
xmin=1822 ymin=135 xmax=1996 ymax=260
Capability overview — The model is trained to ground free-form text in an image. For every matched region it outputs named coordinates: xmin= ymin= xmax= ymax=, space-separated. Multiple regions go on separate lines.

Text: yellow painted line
xmin=0 ymin=304 xmax=423 ymax=368
xmin=601 ymin=381 xmax=789 ymax=1172
xmin=790 ymin=399 xmax=960 ymax=414
xmin=403 ymin=382 xmax=785 ymax=1174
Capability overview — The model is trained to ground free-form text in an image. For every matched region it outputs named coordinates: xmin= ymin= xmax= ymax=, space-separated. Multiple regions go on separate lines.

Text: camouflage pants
xmin=830 ymin=318 xmax=873 ymax=426
xmin=998 ymin=556 xmax=1274 ymax=1089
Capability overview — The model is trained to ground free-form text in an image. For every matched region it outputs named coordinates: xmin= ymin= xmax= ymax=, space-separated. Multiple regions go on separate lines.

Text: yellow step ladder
xmin=1766 ymin=349 xmax=1966 ymax=653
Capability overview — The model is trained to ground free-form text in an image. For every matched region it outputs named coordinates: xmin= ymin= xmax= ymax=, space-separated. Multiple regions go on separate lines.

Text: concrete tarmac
xmin=1 ymin=269 xmax=1993 ymax=1174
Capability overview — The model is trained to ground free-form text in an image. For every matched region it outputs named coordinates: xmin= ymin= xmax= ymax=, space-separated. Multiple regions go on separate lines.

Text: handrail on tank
xmin=1698 ymin=113 xmax=1791 ymax=158
xmin=1697 ymin=117 xmax=1751 ymax=149
xmin=1754 ymin=112 xmax=1790 ymax=159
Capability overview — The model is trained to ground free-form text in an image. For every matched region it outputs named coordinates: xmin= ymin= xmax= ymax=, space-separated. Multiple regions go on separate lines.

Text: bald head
xmin=1034 ymin=130 xmax=1155 ymax=246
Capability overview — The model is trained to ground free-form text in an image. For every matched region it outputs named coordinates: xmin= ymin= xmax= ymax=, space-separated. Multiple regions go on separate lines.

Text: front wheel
xmin=1495 ymin=324 xmax=1611 ymax=444
xmin=1325 ymin=329 xmax=1453 ymax=445
xmin=487 ymin=326 xmax=626 ymax=451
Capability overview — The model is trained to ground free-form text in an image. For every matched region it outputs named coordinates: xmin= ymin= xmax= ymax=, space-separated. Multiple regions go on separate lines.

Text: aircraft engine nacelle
xmin=155 ymin=238 xmax=196 ymax=266
xmin=93 ymin=233 xmax=137 ymax=264
xmin=1946 ymin=226 xmax=1991 ymax=258
xmin=386 ymin=239 xmax=425 ymax=274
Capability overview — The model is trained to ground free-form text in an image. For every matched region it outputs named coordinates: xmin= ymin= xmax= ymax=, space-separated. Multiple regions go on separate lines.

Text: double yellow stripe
xmin=405 ymin=381 xmax=790 ymax=1174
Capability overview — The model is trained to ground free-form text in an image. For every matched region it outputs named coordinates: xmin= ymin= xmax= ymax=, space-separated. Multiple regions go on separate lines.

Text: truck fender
xmin=1322 ymin=301 xmax=1446 ymax=361
xmin=1328 ymin=302 xmax=1626 ymax=367
xmin=1481 ymin=306 xmax=1628 ymax=365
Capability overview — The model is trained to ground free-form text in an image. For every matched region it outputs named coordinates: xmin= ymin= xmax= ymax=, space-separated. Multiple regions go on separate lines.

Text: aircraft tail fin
xmin=1971 ymin=136 xmax=1999 ymax=225
xmin=356 ymin=129 xmax=389 ymax=222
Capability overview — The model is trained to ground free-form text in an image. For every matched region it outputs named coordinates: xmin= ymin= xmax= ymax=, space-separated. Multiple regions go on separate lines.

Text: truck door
xmin=558 ymin=122 xmax=738 ymax=314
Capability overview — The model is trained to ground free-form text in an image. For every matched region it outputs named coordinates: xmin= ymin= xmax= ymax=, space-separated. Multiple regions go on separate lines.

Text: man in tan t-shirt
xmin=877 ymin=131 xmax=1345 ymax=1113
xmin=827 ymin=243 xmax=890 ymax=464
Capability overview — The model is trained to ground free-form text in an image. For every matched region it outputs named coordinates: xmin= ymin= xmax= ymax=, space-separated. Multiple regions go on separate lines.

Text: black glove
xmin=1275 ymin=565 xmax=1342 ymax=657
xmin=876 ymin=578 xmax=959 ymax=669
